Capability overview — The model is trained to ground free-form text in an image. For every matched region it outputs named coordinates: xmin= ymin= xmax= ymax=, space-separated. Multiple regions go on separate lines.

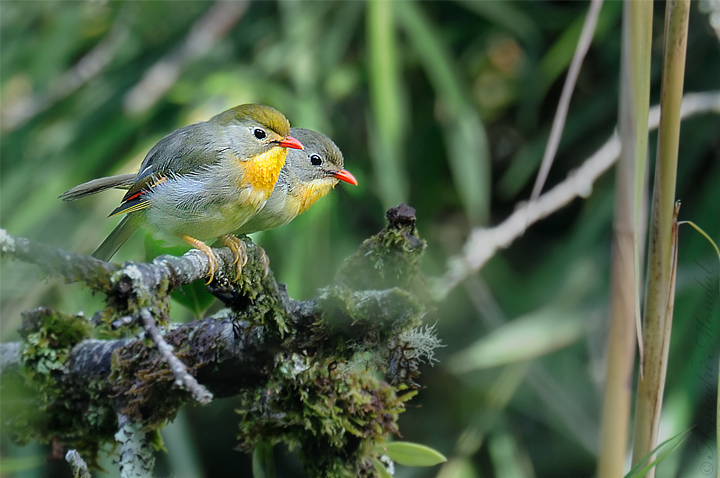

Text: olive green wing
xmin=110 ymin=123 xmax=222 ymax=216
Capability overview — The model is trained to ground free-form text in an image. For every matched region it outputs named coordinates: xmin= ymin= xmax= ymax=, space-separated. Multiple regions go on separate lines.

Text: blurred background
xmin=1 ymin=1 xmax=719 ymax=477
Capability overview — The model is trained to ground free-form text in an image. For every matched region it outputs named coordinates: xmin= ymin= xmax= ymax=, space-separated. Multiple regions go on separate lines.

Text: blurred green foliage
xmin=1 ymin=1 xmax=719 ymax=477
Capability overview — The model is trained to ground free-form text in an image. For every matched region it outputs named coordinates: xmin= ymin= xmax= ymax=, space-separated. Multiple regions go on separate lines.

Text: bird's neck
xmin=241 ymin=147 xmax=288 ymax=197
xmin=294 ymin=178 xmax=337 ymax=214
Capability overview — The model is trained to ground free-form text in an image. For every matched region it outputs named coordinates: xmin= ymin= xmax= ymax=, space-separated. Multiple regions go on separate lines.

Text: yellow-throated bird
xmin=60 ymin=104 xmax=304 ymax=282
xmin=235 ymin=127 xmax=357 ymax=235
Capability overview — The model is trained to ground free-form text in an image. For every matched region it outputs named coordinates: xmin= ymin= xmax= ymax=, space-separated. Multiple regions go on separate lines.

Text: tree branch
xmin=0 ymin=226 xmax=272 ymax=319
xmin=435 ymin=91 xmax=720 ymax=299
xmin=0 ymin=205 xmax=433 ymax=478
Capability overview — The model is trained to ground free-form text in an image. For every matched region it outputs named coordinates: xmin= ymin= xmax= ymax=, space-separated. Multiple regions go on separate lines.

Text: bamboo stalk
xmin=597 ymin=2 xmax=653 ymax=476
xmin=631 ymin=1 xmax=691 ymax=475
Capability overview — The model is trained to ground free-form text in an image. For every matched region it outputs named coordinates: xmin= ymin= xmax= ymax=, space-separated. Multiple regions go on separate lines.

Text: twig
xmin=529 ymin=0 xmax=605 ymax=204
xmin=434 ymin=91 xmax=720 ymax=300
xmin=65 ymin=450 xmax=92 ymax=478
xmin=139 ymin=307 xmax=213 ymax=404
xmin=124 ymin=1 xmax=249 ymax=114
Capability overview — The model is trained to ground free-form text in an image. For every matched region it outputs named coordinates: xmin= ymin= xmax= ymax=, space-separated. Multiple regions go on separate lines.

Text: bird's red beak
xmin=332 ymin=169 xmax=358 ymax=186
xmin=279 ymin=135 xmax=304 ymax=150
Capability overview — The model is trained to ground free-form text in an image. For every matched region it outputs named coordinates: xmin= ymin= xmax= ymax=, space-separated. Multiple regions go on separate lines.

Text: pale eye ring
xmin=310 ymin=154 xmax=322 ymax=166
xmin=254 ymin=128 xmax=266 ymax=140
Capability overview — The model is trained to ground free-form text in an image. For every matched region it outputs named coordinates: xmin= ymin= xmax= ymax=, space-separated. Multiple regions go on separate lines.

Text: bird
xmin=235 ymin=127 xmax=357 ymax=236
xmin=60 ymin=103 xmax=304 ymax=283
xmin=62 ymin=126 xmax=357 ymax=278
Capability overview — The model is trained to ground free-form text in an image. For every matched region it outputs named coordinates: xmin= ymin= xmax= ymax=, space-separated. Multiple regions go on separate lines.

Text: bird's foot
xmin=220 ymin=234 xmax=248 ymax=281
xmin=181 ymin=235 xmax=218 ymax=284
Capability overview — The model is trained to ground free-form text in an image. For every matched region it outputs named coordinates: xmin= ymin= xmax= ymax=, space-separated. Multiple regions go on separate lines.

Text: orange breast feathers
xmin=239 ymin=148 xmax=288 ymax=197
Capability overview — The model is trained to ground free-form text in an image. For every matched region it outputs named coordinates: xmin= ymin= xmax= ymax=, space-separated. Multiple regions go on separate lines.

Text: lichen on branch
xmin=0 ymin=205 xmax=440 ymax=478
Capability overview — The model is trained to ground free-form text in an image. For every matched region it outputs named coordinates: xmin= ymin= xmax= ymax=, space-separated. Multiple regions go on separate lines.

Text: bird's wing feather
xmin=117 ymin=123 xmax=224 ymax=210
xmin=93 ymin=215 xmax=141 ymax=261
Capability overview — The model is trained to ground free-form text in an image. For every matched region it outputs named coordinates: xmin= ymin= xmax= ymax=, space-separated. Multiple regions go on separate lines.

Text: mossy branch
xmin=0 ymin=205 xmax=436 ymax=478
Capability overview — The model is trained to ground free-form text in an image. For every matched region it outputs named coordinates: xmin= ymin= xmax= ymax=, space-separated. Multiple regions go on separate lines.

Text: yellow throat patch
xmin=241 ymin=147 xmax=288 ymax=197
xmin=296 ymin=178 xmax=336 ymax=215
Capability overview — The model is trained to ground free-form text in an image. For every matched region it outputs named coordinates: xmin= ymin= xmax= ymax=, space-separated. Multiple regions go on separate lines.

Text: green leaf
xmin=370 ymin=457 xmax=394 ymax=478
xmin=678 ymin=221 xmax=720 ymax=265
xmin=382 ymin=441 xmax=447 ymax=467
xmin=449 ymin=308 xmax=587 ymax=372
xmin=144 ymin=234 xmax=215 ymax=318
xmin=252 ymin=441 xmax=276 ymax=478
xmin=624 ymin=429 xmax=690 ymax=478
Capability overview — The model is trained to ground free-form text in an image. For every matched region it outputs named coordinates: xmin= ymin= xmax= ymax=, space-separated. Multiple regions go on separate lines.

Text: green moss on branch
xmin=1 ymin=205 xmax=440 ymax=477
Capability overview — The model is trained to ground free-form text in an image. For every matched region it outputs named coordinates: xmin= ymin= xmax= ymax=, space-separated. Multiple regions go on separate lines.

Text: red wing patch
xmin=109 ymin=176 xmax=167 ymax=217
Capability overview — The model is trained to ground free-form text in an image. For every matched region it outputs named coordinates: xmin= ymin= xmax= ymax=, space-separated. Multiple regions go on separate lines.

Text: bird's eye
xmin=310 ymin=154 xmax=322 ymax=166
xmin=254 ymin=128 xmax=266 ymax=140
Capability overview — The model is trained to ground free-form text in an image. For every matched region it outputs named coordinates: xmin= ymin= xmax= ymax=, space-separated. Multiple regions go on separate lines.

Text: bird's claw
xmin=220 ymin=234 xmax=247 ymax=282
xmin=204 ymin=253 xmax=218 ymax=285
xmin=181 ymin=235 xmax=218 ymax=285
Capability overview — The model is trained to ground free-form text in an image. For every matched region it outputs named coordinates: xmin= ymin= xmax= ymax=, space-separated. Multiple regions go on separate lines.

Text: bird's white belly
xmin=144 ymin=176 xmax=265 ymax=241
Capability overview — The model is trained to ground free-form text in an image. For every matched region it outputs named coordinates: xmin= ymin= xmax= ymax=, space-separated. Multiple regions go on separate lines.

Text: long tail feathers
xmin=92 ymin=215 xmax=139 ymax=261
xmin=60 ymin=174 xmax=136 ymax=201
